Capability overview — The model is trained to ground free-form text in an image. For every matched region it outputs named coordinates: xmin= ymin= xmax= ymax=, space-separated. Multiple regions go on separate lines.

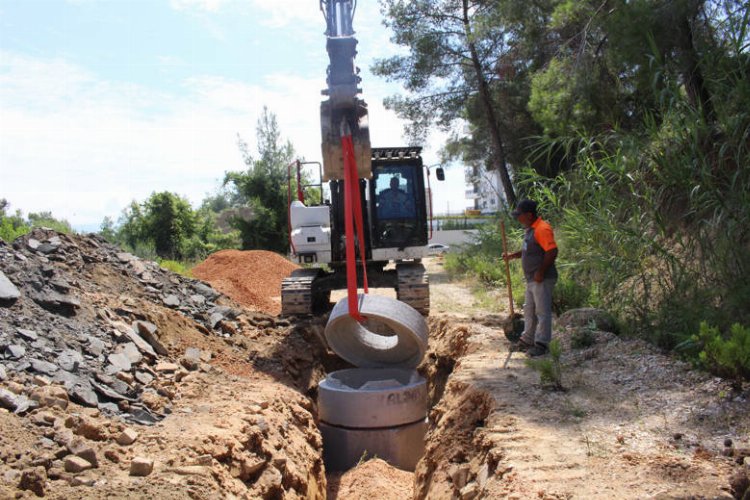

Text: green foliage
xmin=116 ymin=192 xmax=196 ymax=260
xmin=223 ymin=107 xmax=294 ymax=253
xmin=525 ymin=339 xmax=564 ymax=390
xmin=0 ymin=200 xmax=30 ymax=242
xmin=528 ymin=58 xmax=598 ymax=136
xmin=111 ymin=190 xmax=241 ymax=262
xmin=552 ymin=273 xmax=592 ymax=315
xmin=571 ymin=323 xmax=597 ymax=349
xmin=0 ymin=200 xmax=72 ymax=242
xmin=27 ymin=211 xmax=74 ymax=234
xmin=158 ymin=260 xmax=192 ymax=277
xmin=693 ymin=322 xmax=750 ymax=382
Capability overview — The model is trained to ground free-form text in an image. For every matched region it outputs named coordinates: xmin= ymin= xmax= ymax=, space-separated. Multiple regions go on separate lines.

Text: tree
xmin=115 ymin=193 xmax=196 ymax=259
xmin=374 ymin=0 xmax=517 ymax=206
xmin=142 ymin=192 xmax=196 ymax=259
xmin=223 ymin=107 xmax=295 ymax=252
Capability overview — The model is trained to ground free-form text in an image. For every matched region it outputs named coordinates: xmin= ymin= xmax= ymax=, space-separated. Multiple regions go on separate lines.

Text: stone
xmin=36 ymin=243 xmax=58 ymax=254
xmin=117 ymin=324 xmax=157 ymax=358
xmin=130 ymin=260 xmax=147 ymax=276
xmin=130 ymin=456 xmax=154 ymax=476
xmin=18 ymin=467 xmax=46 ymax=497
xmin=69 ymin=385 xmax=99 ymax=408
xmin=181 ymin=347 xmax=201 ymax=371
xmin=68 ymin=438 xmax=99 ymax=467
xmin=30 ymin=358 xmax=59 ymax=376
xmin=163 ymin=295 xmax=180 ymax=307
xmin=90 ymin=379 xmax=136 ymax=403
xmin=74 ymin=418 xmax=107 ymax=441
xmin=0 ymin=366 xmax=6 ymax=381
xmin=116 ymin=252 xmax=135 ymax=263
xmin=133 ymin=321 xmax=168 ymax=356
xmin=190 ymin=294 xmax=206 ymax=306
xmin=57 ymin=349 xmax=84 ymax=372
xmin=116 ymin=372 xmax=135 ymax=385
xmin=5 ymin=344 xmax=26 ymax=359
xmin=64 ymin=455 xmax=93 ymax=473
xmin=31 ymin=290 xmax=81 ymax=315
xmin=117 ymin=342 xmax=143 ymax=365
xmin=85 ymin=337 xmax=106 ymax=357
xmin=192 ymin=282 xmax=220 ymax=300
xmin=33 ymin=375 xmax=51 ymax=386
xmin=209 ymin=313 xmax=224 ymax=329
xmin=16 ymin=328 xmax=39 ymax=341
xmin=116 ymin=428 xmax=139 ymax=446
xmin=27 ymin=238 xmax=41 ymax=250
xmin=0 ymin=271 xmax=21 ymax=301
xmin=30 ymin=411 xmax=57 ymax=426
xmin=106 ymin=352 xmax=132 ymax=374
xmin=70 ymin=474 xmax=96 ymax=487
xmin=0 ymin=388 xmax=21 ymax=411
xmin=558 ymin=307 xmax=617 ymax=333
xmin=155 ymin=362 xmax=179 ymax=373
xmin=459 ymin=482 xmax=480 ymax=500
xmin=135 ymin=371 xmax=154 ymax=385
xmin=30 ymin=385 xmax=69 ymax=410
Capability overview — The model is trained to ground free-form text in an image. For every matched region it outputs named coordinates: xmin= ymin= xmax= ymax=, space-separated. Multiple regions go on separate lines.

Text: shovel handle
xmin=501 ymin=220 xmax=515 ymax=317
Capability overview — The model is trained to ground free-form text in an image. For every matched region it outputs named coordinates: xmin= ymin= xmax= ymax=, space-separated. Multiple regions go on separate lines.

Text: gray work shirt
xmin=521 ymin=218 xmax=558 ymax=282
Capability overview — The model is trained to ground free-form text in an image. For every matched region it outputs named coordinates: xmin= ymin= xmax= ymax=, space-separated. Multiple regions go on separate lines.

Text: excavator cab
xmin=370 ymin=149 xmax=428 ymax=251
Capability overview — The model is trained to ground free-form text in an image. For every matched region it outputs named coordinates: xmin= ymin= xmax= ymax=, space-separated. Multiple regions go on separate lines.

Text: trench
xmin=290 ymin=314 xmax=496 ymax=499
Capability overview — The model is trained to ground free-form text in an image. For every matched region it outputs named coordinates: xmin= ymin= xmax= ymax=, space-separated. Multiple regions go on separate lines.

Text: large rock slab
xmin=133 ymin=321 xmax=168 ymax=356
xmin=0 ymin=271 xmax=20 ymax=302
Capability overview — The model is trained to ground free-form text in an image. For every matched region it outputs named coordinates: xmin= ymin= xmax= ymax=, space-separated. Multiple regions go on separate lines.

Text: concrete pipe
xmin=318 ymin=368 xmax=427 ymax=428
xmin=324 ymin=294 xmax=428 ymax=368
xmin=320 ymin=419 xmax=427 ymax=472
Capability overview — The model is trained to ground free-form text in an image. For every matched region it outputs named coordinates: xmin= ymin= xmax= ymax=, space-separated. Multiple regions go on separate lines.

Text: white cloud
xmin=1 ymin=1 xmax=469 ymax=231
xmin=169 ymin=0 xmax=229 ymax=12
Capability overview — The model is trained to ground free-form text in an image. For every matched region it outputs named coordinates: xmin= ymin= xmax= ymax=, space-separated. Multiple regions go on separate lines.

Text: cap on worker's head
xmin=511 ymin=199 xmax=538 ymax=218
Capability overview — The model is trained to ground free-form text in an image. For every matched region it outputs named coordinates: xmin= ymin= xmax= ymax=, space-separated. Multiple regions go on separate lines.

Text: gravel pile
xmin=0 ymin=228 xmax=268 ymax=423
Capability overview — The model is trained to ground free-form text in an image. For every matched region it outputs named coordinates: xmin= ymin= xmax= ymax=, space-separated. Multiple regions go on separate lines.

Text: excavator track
xmin=280 ymin=269 xmax=329 ymax=316
xmin=396 ymin=263 xmax=429 ymax=316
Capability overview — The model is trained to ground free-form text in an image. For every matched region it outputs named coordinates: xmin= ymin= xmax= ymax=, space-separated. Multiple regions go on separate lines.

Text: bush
xmin=693 ymin=322 xmax=750 ymax=383
xmin=159 ymin=260 xmax=193 ymax=277
xmin=525 ymin=339 xmax=564 ymax=390
xmin=552 ymin=272 xmax=591 ymax=315
xmin=0 ymin=218 xmax=30 ymax=242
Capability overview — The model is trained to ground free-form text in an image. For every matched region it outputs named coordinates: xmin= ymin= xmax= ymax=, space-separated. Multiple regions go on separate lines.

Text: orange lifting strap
xmin=341 ymin=133 xmax=369 ymax=321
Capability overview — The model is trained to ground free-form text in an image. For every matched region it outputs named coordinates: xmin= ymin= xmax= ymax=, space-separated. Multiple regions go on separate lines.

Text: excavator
xmin=280 ymin=0 xmax=444 ymax=317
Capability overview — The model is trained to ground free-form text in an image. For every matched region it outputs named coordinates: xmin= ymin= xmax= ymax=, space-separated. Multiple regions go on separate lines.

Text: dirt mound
xmin=327 ymin=458 xmax=414 ymax=499
xmin=192 ymin=249 xmax=299 ymax=316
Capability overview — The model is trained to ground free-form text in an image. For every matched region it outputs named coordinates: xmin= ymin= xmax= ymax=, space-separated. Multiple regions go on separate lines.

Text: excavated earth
xmin=0 ymin=229 xmax=749 ymax=499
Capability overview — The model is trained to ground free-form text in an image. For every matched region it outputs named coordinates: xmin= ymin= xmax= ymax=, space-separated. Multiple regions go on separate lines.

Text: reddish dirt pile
xmin=192 ymin=249 xmax=299 ymax=315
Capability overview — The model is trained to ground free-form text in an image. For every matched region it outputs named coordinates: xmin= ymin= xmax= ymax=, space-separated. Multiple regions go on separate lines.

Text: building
xmin=465 ymin=166 xmax=507 ymax=214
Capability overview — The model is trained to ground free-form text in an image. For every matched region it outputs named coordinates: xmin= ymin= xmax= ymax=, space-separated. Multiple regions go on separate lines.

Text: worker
xmin=378 ymin=176 xmax=411 ymax=218
xmin=503 ymin=199 xmax=558 ymax=357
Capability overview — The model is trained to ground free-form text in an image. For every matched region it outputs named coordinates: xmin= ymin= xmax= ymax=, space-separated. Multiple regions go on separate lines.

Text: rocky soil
xmin=1 ymin=229 xmax=748 ymax=499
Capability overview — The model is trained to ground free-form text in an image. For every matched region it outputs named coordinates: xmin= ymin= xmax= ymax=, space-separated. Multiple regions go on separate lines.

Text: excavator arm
xmin=319 ymin=0 xmax=371 ymax=181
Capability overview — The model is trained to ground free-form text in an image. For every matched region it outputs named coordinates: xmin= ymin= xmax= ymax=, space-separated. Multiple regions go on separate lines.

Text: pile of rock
xmin=0 ymin=228 xmax=266 ymax=422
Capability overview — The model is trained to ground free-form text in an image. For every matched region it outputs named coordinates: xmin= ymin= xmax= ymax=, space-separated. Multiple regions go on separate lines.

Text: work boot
xmin=512 ymin=338 xmax=533 ymax=350
xmin=526 ymin=343 xmax=549 ymax=357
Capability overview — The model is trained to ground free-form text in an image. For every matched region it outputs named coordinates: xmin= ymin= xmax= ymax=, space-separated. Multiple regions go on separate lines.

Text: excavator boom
xmin=319 ymin=0 xmax=371 ymax=181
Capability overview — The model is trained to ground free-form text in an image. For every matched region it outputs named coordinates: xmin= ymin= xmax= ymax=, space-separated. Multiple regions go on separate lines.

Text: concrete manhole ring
xmin=324 ymin=294 xmax=428 ymax=368
xmin=318 ymin=368 xmax=428 ymax=428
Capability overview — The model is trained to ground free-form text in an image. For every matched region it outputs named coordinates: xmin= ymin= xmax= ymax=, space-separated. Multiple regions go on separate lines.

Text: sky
xmin=0 ymin=0 xmax=469 ymax=232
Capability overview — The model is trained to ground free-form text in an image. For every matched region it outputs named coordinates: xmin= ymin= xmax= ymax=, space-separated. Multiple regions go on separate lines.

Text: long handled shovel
xmin=501 ymin=220 xmax=525 ymax=368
